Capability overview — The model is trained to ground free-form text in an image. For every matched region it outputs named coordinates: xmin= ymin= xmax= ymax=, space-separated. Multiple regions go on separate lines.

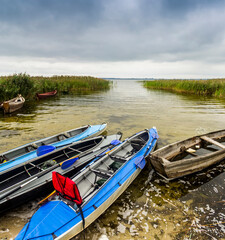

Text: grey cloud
xmin=0 ymin=0 xmax=225 ymax=64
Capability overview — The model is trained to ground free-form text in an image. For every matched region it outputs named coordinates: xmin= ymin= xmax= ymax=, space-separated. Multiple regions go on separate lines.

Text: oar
xmin=134 ymin=131 xmax=157 ymax=169
xmin=38 ymin=190 xmax=56 ymax=205
xmin=61 ymin=140 xmax=121 ymax=170
xmin=0 ymin=175 xmax=42 ymax=201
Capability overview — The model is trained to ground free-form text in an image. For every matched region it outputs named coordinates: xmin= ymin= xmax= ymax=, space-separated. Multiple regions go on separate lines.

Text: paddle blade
xmin=134 ymin=156 xmax=146 ymax=169
xmin=110 ymin=139 xmax=121 ymax=146
xmin=61 ymin=157 xmax=79 ymax=170
xmin=37 ymin=145 xmax=56 ymax=157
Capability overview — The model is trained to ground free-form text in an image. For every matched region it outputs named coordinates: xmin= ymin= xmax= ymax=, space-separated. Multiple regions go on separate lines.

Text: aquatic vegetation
xmin=0 ymin=73 xmax=34 ymax=101
xmin=0 ymin=73 xmax=110 ymax=101
xmin=143 ymin=79 xmax=225 ymax=98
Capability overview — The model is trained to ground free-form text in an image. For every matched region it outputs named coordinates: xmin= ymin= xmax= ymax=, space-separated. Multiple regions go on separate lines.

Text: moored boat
xmin=36 ymin=90 xmax=57 ymax=99
xmin=15 ymin=127 xmax=158 ymax=240
xmin=0 ymin=123 xmax=107 ymax=171
xmin=0 ymin=133 xmax=122 ymax=214
xmin=1 ymin=94 xmax=25 ymax=114
xmin=150 ymin=129 xmax=225 ymax=180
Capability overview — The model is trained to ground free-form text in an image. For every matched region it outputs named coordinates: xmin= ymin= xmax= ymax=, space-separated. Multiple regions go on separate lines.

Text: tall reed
xmin=143 ymin=79 xmax=225 ymax=98
xmin=0 ymin=74 xmax=110 ymax=101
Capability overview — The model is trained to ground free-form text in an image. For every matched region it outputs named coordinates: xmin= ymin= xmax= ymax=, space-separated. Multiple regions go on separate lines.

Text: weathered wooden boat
xmin=1 ymin=94 xmax=25 ymax=114
xmin=36 ymin=90 xmax=57 ymax=99
xmin=150 ymin=129 xmax=225 ymax=180
xmin=0 ymin=123 xmax=107 ymax=171
xmin=16 ymin=128 xmax=158 ymax=240
xmin=0 ymin=133 xmax=122 ymax=214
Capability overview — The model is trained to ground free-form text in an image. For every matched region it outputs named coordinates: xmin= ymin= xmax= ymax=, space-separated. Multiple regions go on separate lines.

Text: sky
xmin=1 ymin=0 xmax=225 ymax=78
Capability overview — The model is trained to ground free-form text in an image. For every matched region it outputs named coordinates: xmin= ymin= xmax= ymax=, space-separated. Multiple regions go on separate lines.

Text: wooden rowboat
xmin=150 ymin=129 xmax=225 ymax=180
xmin=1 ymin=94 xmax=25 ymax=114
xmin=15 ymin=128 xmax=158 ymax=240
xmin=36 ymin=90 xmax=57 ymax=99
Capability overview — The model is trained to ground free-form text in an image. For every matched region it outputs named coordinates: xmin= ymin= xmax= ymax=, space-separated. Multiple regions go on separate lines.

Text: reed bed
xmin=0 ymin=74 xmax=110 ymax=101
xmin=143 ymin=79 xmax=225 ymax=98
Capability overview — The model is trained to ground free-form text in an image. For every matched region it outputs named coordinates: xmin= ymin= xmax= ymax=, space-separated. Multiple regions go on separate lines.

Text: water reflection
xmin=0 ymin=80 xmax=225 ymax=239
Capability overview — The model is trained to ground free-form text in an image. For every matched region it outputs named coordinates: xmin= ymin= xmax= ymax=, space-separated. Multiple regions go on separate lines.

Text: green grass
xmin=0 ymin=74 xmax=110 ymax=101
xmin=143 ymin=79 xmax=225 ymax=98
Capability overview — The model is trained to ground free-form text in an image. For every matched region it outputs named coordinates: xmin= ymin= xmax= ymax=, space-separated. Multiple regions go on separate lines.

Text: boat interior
xmin=71 ymin=131 xmax=149 ymax=204
xmin=0 ymin=137 xmax=102 ymax=192
xmin=168 ymin=133 xmax=225 ymax=162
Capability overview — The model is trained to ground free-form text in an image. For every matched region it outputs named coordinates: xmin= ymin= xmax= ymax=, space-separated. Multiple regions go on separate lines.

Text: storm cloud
xmin=0 ymin=0 xmax=225 ymax=77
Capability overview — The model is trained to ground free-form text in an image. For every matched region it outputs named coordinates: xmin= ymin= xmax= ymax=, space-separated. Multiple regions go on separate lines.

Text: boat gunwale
xmin=151 ymin=129 xmax=225 ymax=159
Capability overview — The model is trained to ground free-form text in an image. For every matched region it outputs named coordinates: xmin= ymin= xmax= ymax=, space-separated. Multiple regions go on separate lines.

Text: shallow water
xmin=0 ymin=80 xmax=224 ymax=239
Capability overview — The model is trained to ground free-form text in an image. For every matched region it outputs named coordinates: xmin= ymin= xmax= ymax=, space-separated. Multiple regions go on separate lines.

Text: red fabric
xmin=52 ymin=172 xmax=82 ymax=206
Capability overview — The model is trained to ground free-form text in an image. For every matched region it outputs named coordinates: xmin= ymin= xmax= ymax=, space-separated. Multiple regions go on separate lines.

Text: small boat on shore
xmin=16 ymin=128 xmax=158 ymax=240
xmin=36 ymin=90 xmax=57 ymax=99
xmin=1 ymin=94 xmax=25 ymax=114
xmin=0 ymin=133 xmax=122 ymax=214
xmin=150 ymin=129 xmax=225 ymax=180
xmin=0 ymin=123 xmax=107 ymax=172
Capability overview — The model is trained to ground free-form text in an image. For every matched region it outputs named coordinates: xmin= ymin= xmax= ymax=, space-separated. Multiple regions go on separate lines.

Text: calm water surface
xmin=0 ymin=80 xmax=224 ymax=240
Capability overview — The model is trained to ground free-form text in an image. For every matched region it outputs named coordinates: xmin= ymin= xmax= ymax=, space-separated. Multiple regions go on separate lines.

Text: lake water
xmin=0 ymin=80 xmax=224 ymax=239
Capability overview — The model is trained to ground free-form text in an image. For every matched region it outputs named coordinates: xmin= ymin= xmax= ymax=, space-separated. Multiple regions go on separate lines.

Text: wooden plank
xmin=185 ymin=148 xmax=197 ymax=156
xmin=200 ymin=136 xmax=225 ymax=149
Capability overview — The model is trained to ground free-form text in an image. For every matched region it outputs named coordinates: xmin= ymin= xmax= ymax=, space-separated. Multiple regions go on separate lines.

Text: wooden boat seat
xmin=31 ymin=143 xmax=38 ymax=149
xmin=200 ymin=136 xmax=225 ymax=149
xmin=57 ymin=135 xmax=67 ymax=141
xmin=63 ymin=132 xmax=71 ymax=138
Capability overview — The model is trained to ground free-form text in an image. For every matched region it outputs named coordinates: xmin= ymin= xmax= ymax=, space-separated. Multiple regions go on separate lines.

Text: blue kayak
xmin=0 ymin=123 xmax=107 ymax=173
xmin=16 ymin=127 xmax=158 ymax=240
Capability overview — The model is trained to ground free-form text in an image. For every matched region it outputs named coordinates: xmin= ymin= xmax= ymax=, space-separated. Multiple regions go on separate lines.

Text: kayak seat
xmin=130 ymin=139 xmax=144 ymax=151
xmin=52 ymin=172 xmax=82 ymax=206
xmin=109 ymin=155 xmax=127 ymax=163
xmin=0 ymin=155 xmax=8 ymax=163
xmin=91 ymin=169 xmax=112 ymax=179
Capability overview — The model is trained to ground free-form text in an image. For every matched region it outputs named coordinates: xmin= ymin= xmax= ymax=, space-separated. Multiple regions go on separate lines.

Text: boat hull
xmin=2 ymin=95 xmax=25 ymax=114
xmin=36 ymin=90 xmax=57 ymax=99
